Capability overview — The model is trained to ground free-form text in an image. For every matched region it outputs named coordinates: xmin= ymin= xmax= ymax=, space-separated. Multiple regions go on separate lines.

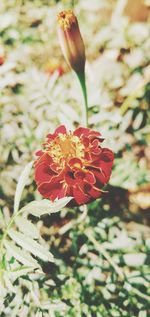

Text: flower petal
xmin=38 ymin=172 xmax=66 ymax=200
xmin=84 ymin=171 xmax=96 ymax=184
xmin=35 ymin=163 xmax=54 ymax=184
xmin=84 ymin=183 xmax=102 ymax=199
xmin=47 ymin=125 xmax=67 ymax=141
xmin=54 ymin=125 xmax=67 ymax=135
xmin=73 ymin=185 xmax=89 ymax=205
xmin=100 ymin=148 xmax=114 ymax=162
xmin=68 ymin=157 xmax=83 ymax=169
xmin=74 ymin=127 xmax=91 ymax=137
xmin=65 ymin=170 xmax=77 ymax=186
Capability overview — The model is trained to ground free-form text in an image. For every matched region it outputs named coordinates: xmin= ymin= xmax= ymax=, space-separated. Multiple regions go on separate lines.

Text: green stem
xmin=71 ymin=0 xmax=75 ymax=8
xmin=77 ymin=71 xmax=88 ymax=128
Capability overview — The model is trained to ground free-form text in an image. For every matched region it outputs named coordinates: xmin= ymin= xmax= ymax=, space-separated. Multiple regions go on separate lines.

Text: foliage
xmin=0 ymin=0 xmax=150 ymax=316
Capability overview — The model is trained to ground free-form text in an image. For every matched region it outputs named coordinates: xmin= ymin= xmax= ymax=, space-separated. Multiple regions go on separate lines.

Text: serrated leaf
xmin=3 ymin=273 xmax=16 ymax=293
xmin=20 ymin=197 xmax=72 ymax=217
xmin=8 ymin=230 xmax=54 ymax=262
xmin=4 ymin=240 xmax=40 ymax=268
xmin=15 ymin=216 xmax=39 ymax=239
xmin=14 ymin=162 xmax=33 ymax=214
xmin=8 ymin=267 xmax=38 ymax=280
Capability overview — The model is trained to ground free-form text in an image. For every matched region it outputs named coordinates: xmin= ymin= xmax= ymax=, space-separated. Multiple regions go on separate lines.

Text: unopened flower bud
xmin=57 ymin=10 xmax=85 ymax=74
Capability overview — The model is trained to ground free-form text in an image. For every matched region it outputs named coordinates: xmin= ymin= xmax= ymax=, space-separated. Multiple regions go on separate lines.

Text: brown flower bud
xmin=57 ymin=10 xmax=85 ymax=74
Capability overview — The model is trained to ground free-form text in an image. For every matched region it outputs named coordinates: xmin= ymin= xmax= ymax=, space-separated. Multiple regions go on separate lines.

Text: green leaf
xmin=8 ymin=266 xmax=36 ymax=280
xmin=4 ymin=240 xmax=40 ymax=268
xmin=15 ymin=216 xmax=39 ymax=239
xmin=20 ymin=197 xmax=72 ymax=217
xmin=123 ymin=253 xmax=146 ymax=267
xmin=139 ymin=311 xmax=147 ymax=317
xmin=8 ymin=229 xmax=54 ymax=262
xmin=14 ymin=162 xmax=33 ymax=214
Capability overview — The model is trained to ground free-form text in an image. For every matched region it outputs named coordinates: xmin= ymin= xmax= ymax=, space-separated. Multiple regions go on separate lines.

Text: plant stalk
xmin=77 ymin=71 xmax=88 ymax=127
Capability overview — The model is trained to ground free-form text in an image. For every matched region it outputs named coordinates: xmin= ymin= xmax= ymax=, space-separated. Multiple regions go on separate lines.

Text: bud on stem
xmin=57 ymin=10 xmax=88 ymax=127
xmin=57 ymin=10 xmax=85 ymax=74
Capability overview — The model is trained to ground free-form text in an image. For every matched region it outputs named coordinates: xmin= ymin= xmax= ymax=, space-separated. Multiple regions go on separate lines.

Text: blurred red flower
xmin=45 ymin=59 xmax=65 ymax=77
xmin=0 ymin=56 xmax=5 ymax=66
xmin=34 ymin=125 xmax=114 ymax=206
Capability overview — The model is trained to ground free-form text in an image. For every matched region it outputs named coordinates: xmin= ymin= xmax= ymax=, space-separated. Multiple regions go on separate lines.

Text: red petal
xmin=82 ymin=136 xmax=90 ymax=147
xmin=91 ymin=139 xmax=99 ymax=147
xmin=50 ymin=162 xmax=61 ymax=173
xmin=47 ymin=125 xmax=67 ymax=141
xmin=38 ymin=172 xmax=66 ymax=200
xmin=35 ymin=162 xmax=55 ymax=184
xmin=35 ymin=153 xmax=53 ymax=168
xmin=100 ymin=148 xmax=114 ymax=162
xmin=46 ymin=133 xmax=56 ymax=141
xmin=91 ymin=148 xmax=102 ymax=155
xmin=90 ymin=167 xmax=111 ymax=185
xmin=74 ymin=127 xmax=91 ymax=137
xmin=68 ymin=158 xmax=83 ymax=169
xmin=38 ymin=182 xmax=67 ymax=201
xmin=84 ymin=183 xmax=102 ymax=199
xmin=84 ymin=171 xmax=96 ymax=184
xmin=73 ymin=185 xmax=89 ymax=205
xmin=65 ymin=171 xmax=77 ymax=186
xmin=84 ymin=152 xmax=92 ymax=161
xmin=35 ymin=150 xmax=43 ymax=157
xmin=34 ymin=153 xmax=57 ymax=185
xmin=74 ymin=170 xmax=85 ymax=180
xmin=54 ymin=125 xmax=67 ymax=135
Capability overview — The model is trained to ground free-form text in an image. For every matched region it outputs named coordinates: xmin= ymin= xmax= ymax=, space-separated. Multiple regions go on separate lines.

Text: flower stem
xmin=77 ymin=71 xmax=88 ymax=127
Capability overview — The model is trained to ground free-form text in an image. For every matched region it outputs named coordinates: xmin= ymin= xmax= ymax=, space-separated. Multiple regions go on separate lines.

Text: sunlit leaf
xmin=133 ymin=112 xmax=144 ymax=130
xmin=4 ymin=240 xmax=40 ymax=268
xmin=123 ymin=253 xmax=146 ymax=267
xmin=20 ymin=197 xmax=72 ymax=217
xmin=8 ymin=267 xmax=36 ymax=280
xmin=8 ymin=230 xmax=54 ymax=262
xmin=14 ymin=162 xmax=33 ymax=214
xmin=15 ymin=216 xmax=39 ymax=239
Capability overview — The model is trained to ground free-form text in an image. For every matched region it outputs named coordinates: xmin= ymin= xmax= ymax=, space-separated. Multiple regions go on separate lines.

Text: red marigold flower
xmin=34 ymin=125 xmax=114 ymax=206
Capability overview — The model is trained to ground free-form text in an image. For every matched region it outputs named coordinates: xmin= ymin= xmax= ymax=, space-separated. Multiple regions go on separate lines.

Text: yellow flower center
xmin=46 ymin=133 xmax=84 ymax=167
xmin=57 ymin=10 xmax=76 ymax=30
